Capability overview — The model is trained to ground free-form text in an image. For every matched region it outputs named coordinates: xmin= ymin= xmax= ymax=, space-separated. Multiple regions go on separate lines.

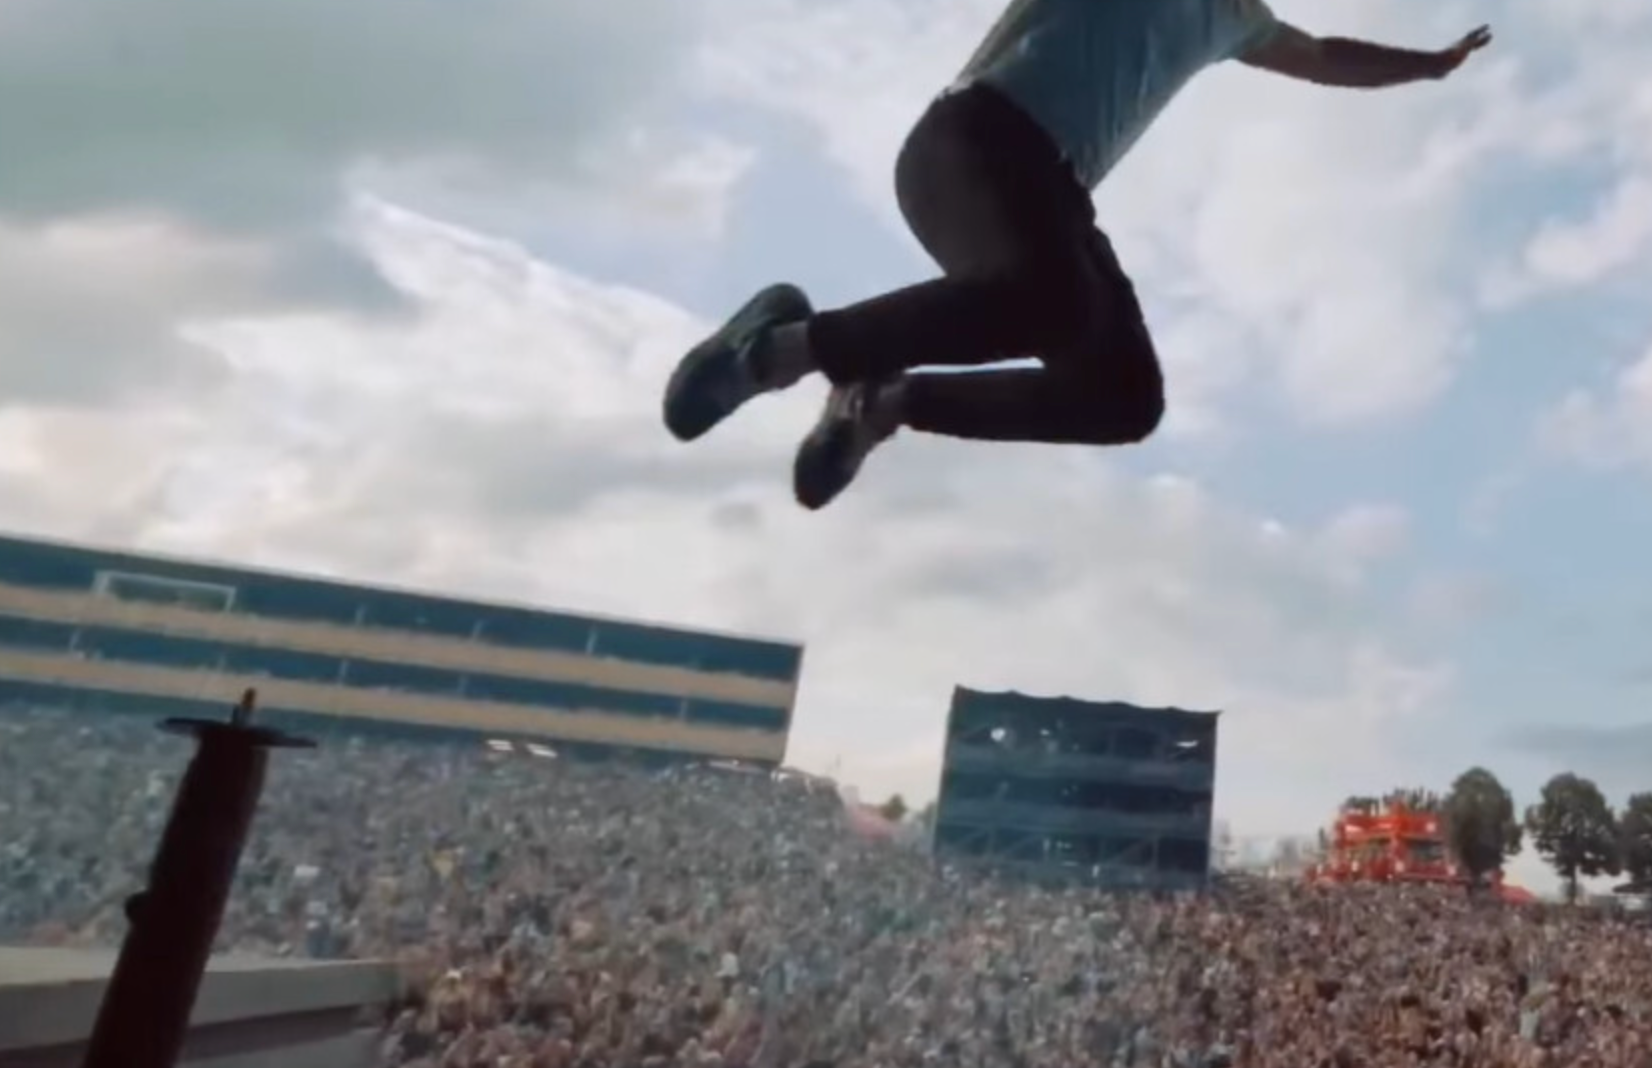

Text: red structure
xmin=1307 ymin=799 xmax=1464 ymax=885
xmin=1304 ymin=798 xmax=1540 ymax=901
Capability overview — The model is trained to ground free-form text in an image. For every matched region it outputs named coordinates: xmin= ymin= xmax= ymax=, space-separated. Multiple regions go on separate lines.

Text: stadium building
xmin=0 ymin=532 xmax=800 ymax=765
xmin=933 ymin=688 xmax=1217 ymax=888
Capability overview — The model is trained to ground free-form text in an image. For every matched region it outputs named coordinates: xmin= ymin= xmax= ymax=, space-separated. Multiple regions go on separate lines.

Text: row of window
xmin=939 ymin=772 xmax=1211 ymax=814
xmin=0 ymin=614 xmax=789 ymax=731
xmin=950 ymin=693 xmax=1217 ymax=762
xmin=953 ymin=730 xmax=1216 ymax=764
xmin=942 ymin=746 xmax=1216 ymax=789
xmin=0 ymin=537 xmax=803 ymax=681
xmin=0 ymin=680 xmax=772 ymax=767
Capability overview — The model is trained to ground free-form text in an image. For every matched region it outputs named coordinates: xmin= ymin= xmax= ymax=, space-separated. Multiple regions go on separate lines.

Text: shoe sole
xmin=793 ymin=406 xmax=861 ymax=512
xmin=663 ymin=283 xmax=812 ymax=442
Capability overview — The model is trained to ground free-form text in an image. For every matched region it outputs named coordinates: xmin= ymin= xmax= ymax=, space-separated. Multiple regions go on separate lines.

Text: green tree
xmin=1618 ymin=792 xmax=1652 ymax=890
xmin=1443 ymin=767 xmax=1522 ymax=884
xmin=1386 ymin=787 xmax=1442 ymax=812
xmin=878 ymin=794 xmax=909 ymax=823
xmin=1525 ymin=773 xmax=1620 ymax=903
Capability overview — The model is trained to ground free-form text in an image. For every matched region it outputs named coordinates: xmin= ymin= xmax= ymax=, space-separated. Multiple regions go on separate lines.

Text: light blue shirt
xmin=962 ymin=0 xmax=1282 ymax=189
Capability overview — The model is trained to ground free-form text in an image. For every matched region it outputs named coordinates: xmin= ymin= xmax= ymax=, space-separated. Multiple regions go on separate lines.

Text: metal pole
xmin=80 ymin=689 xmax=313 ymax=1068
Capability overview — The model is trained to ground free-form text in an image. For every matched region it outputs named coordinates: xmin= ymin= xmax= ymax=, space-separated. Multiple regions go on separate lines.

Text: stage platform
xmin=0 ymin=946 xmax=402 ymax=1068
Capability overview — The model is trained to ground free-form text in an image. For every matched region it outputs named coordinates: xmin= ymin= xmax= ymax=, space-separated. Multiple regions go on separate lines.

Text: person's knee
xmin=1067 ymin=368 xmax=1163 ymax=446
xmin=1102 ymin=322 xmax=1165 ymax=444
xmin=1113 ymin=386 xmax=1165 ymax=444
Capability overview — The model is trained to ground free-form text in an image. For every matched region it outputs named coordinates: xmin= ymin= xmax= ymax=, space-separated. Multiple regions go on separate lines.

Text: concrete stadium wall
xmin=0 ymin=947 xmax=402 ymax=1068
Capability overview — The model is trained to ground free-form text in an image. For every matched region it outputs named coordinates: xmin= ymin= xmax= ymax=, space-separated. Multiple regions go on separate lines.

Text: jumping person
xmin=662 ymin=0 xmax=1492 ymax=510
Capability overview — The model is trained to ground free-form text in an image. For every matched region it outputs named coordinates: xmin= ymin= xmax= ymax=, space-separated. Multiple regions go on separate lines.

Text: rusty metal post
xmin=80 ymin=689 xmax=313 ymax=1068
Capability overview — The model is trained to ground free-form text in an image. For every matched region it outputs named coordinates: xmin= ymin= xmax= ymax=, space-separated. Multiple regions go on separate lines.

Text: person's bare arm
xmin=1239 ymin=23 xmax=1492 ymax=88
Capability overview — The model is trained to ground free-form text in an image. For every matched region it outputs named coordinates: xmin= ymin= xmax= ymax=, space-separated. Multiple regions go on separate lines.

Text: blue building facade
xmin=0 ymin=533 xmax=801 ymax=764
xmin=934 ymin=688 xmax=1218 ymax=888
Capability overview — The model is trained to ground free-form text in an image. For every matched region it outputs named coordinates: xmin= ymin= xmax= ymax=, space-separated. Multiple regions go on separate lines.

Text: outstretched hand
xmin=1432 ymin=25 xmax=1492 ymax=78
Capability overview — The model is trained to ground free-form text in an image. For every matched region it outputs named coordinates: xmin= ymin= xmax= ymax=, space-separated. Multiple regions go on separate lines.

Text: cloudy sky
xmin=5 ymin=0 xmax=1652 ymax=890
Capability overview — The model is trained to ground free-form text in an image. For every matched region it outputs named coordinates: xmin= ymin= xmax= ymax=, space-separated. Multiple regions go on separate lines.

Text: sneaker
xmin=792 ymin=379 xmax=899 ymax=511
xmin=663 ymin=283 xmax=813 ymax=442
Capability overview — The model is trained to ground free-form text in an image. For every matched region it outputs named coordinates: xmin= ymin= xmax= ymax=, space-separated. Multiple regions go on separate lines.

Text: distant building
xmin=933 ymin=687 xmax=1218 ymax=889
xmin=0 ymin=532 xmax=800 ymax=765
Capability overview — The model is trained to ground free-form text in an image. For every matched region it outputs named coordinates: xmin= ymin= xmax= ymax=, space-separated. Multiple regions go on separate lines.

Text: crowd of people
xmin=5 ymin=703 xmax=1652 ymax=1068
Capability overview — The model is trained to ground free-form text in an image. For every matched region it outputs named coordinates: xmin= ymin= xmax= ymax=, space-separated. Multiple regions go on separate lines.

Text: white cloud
xmin=22 ymin=0 xmax=1652 ymax=845
xmin=1537 ymin=342 xmax=1652 ymax=469
xmin=0 ymin=206 xmax=1448 ymax=834
xmin=1406 ymin=573 xmax=1507 ymax=631
xmin=0 ymin=0 xmax=754 ymax=412
xmin=694 ymin=0 xmax=1538 ymax=428
xmin=693 ymin=0 xmax=1652 ymax=444
xmin=1315 ymin=503 xmax=1411 ymax=581
xmin=1521 ymin=178 xmax=1652 ymax=290
xmin=0 ymin=0 xmax=703 ymax=228
xmin=1470 ymin=3 xmax=1652 ymax=307
xmin=9 ymin=0 xmax=1650 ymax=434
xmin=0 ymin=210 xmax=411 ymax=405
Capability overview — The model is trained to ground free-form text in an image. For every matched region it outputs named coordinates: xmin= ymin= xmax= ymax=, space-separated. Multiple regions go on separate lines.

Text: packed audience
xmin=4 ymin=704 xmax=1652 ymax=1068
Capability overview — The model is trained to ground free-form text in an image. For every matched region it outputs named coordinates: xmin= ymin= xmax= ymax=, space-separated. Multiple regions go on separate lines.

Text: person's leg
xmin=803 ymin=84 xmax=1106 ymax=385
xmin=662 ymin=83 xmax=1093 ymax=443
xmin=899 ymin=228 xmax=1165 ymax=446
xmin=792 ymin=178 xmax=1165 ymax=508
xmin=792 ymin=311 xmax=1163 ymax=509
